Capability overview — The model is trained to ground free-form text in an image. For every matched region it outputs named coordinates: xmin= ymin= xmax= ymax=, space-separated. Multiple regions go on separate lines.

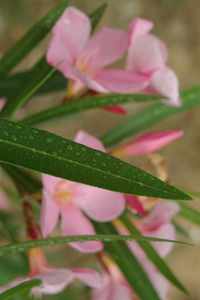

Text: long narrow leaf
xmin=0 ymin=58 xmax=55 ymax=118
xmin=0 ymin=279 xmax=41 ymax=300
xmin=0 ymin=0 xmax=69 ymax=75
xmin=0 ymin=119 xmax=190 ymax=199
xmin=121 ymin=212 xmax=188 ymax=294
xmin=21 ymin=94 xmax=159 ymax=126
xmin=102 ymin=86 xmax=200 ymax=147
xmin=179 ymin=203 xmax=200 ymax=225
xmin=0 ymin=234 xmax=188 ymax=257
xmin=94 ymin=222 xmax=161 ymax=300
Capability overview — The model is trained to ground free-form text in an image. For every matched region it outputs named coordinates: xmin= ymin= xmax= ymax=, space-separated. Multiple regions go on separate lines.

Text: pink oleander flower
xmin=47 ymin=7 xmax=129 ymax=96
xmin=41 ymin=130 xmax=125 ymax=253
xmin=126 ymin=18 xmax=181 ymax=106
xmin=112 ymin=130 xmax=183 ymax=158
xmin=0 ymin=248 xmax=102 ymax=296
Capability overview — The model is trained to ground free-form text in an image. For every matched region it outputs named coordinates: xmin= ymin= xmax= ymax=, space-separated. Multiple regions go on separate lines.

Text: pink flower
xmin=47 ymin=7 xmax=129 ymax=96
xmin=112 ymin=130 xmax=183 ymax=157
xmin=0 ymin=98 xmax=5 ymax=110
xmin=135 ymin=201 xmax=180 ymax=257
xmin=92 ymin=273 xmax=133 ymax=300
xmin=41 ymin=130 xmax=125 ymax=253
xmin=126 ymin=18 xmax=181 ymax=106
xmin=0 ymin=248 xmax=102 ymax=296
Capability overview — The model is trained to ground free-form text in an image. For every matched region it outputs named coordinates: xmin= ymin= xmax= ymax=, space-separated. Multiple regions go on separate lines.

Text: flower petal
xmin=76 ymin=185 xmax=125 ymax=222
xmin=116 ymin=130 xmax=184 ymax=156
xmin=61 ymin=204 xmax=103 ymax=253
xmin=129 ymin=18 xmax=153 ymax=40
xmin=0 ymin=98 xmax=6 ymax=110
xmin=74 ymin=130 xmax=105 ymax=151
xmin=92 ymin=275 xmax=132 ymax=300
xmin=34 ymin=269 xmax=74 ymax=296
xmin=40 ymin=191 xmax=60 ymax=237
xmin=47 ymin=7 xmax=91 ymax=78
xmin=93 ymin=69 xmax=149 ymax=93
xmin=125 ymin=194 xmax=145 ymax=216
xmin=150 ymin=67 xmax=181 ymax=106
xmin=103 ymin=105 xmax=127 ymax=115
xmin=80 ymin=27 xmax=128 ymax=70
xmin=127 ymin=34 xmax=167 ymax=74
xmin=141 ymin=201 xmax=180 ymax=232
xmin=71 ymin=268 xmax=102 ymax=288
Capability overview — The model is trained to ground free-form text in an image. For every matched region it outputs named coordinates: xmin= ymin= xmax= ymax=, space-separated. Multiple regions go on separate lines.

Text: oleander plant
xmin=0 ymin=1 xmax=200 ymax=299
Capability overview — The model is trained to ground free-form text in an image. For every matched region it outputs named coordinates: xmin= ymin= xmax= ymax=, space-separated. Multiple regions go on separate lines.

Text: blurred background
xmin=0 ymin=0 xmax=200 ymax=299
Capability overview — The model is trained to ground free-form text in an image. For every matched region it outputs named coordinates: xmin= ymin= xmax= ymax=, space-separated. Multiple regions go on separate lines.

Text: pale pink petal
xmin=40 ymin=191 xmax=60 ymax=237
xmin=80 ymin=27 xmax=128 ymax=70
xmin=93 ymin=69 xmax=149 ymax=93
xmin=118 ymin=130 xmax=184 ymax=156
xmin=103 ymin=105 xmax=127 ymax=115
xmin=92 ymin=275 xmax=132 ymax=300
xmin=150 ymin=67 xmax=181 ymax=106
xmin=71 ymin=268 xmax=102 ymax=288
xmin=141 ymin=201 xmax=180 ymax=232
xmin=42 ymin=174 xmax=60 ymax=195
xmin=34 ymin=269 xmax=73 ymax=296
xmin=75 ymin=185 xmax=125 ymax=222
xmin=125 ymin=195 xmax=145 ymax=216
xmin=61 ymin=204 xmax=103 ymax=253
xmin=129 ymin=18 xmax=154 ymax=41
xmin=147 ymin=223 xmax=176 ymax=257
xmin=47 ymin=7 xmax=91 ymax=78
xmin=127 ymin=34 xmax=167 ymax=74
xmin=74 ymin=130 xmax=105 ymax=151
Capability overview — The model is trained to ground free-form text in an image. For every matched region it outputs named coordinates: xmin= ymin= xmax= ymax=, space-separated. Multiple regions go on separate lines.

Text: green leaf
xmin=94 ymin=222 xmax=161 ymax=300
xmin=0 ymin=234 xmax=188 ymax=257
xmin=179 ymin=203 xmax=200 ymax=225
xmin=21 ymin=94 xmax=159 ymax=126
xmin=0 ymin=71 xmax=66 ymax=100
xmin=121 ymin=212 xmax=188 ymax=294
xmin=0 ymin=279 xmax=41 ymax=300
xmin=0 ymin=0 xmax=69 ymax=75
xmin=90 ymin=3 xmax=108 ymax=29
xmin=2 ymin=164 xmax=42 ymax=194
xmin=102 ymin=86 xmax=200 ymax=147
xmin=0 ymin=58 xmax=55 ymax=118
xmin=0 ymin=119 xmax=190 ymax=199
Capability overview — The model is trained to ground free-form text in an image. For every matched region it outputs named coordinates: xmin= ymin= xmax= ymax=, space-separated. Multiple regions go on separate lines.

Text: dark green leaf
xmin=179 ymin=203 xmax=200 ymax=225
xmin=121 ymin=212 xmax=188 ymax=294
xmin=2 ymin=164 xmax=42 ymax=194
xmin=0 ymin=119 xmax=190 ymax=199
xmin=21 ymin=94 xmax=159 ymax=126
xmin=0 ymin=0 xmax=69 ymax=75
xmin=102 ymin=86 xmax=200 ymax=147
xmin=94 ymin=222 xmax=160 ymax=300
xmin=0 ymin=58 xmax=55 ymax=118
xmin=0 ymin=279 xmax=41 ymax=300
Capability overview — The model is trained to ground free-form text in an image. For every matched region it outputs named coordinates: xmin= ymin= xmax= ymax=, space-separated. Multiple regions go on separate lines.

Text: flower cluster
xmin=0 ymin=6 xmax=183 ymax=300
xmin=47 ymin=7 xmax=181 ymax=107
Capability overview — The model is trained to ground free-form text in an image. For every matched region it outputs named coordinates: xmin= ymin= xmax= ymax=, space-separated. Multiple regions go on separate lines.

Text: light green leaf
xmin=121 ymin=212 xmax=188 ymax=294
xmin=179 ymin=203 xmax=200 ymax=225
xmin=102 ymin=86 xmax=200 ymax=147
xmin=21 ymin=94 xmax=159 ymax=126
xmin=0 ymin=279 xmax=41 ymax=300
xmin=0 ymin=119 xmax=190 ymax=199
xmin=0 ymin=0 xmax=69 ymax=75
